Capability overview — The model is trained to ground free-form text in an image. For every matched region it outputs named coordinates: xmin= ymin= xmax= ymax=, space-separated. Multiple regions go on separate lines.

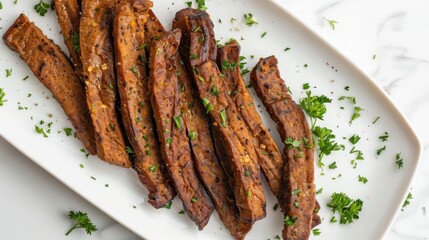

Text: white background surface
xmin=0 ymin=0 xmax=428 ymax=239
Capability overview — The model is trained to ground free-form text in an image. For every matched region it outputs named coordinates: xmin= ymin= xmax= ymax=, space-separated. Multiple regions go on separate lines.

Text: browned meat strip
xmin=112 ymin=0 xmax=175 ymax=208
xmin=80 ymin=0 xmax=130 ymax=167
xmin=250 ymin=56 xmax=318 ymax=240
xmin=149 ymin=29 xmax=213 ymax=229
xmin=144 ymin=10 xmax=251 ymax=239
xmin=173 ymin=8 xmax=266 ymax=224
xmin=54 ymin=0 xmax=84 ymax=80
xmin=217 ymin=40 xmax=283 ymax=199
xmin=3 ymin=14 xmax=96 ymax=155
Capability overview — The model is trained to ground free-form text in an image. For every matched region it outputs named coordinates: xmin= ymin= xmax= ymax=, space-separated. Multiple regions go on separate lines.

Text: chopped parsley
xmin=312 ymin=228 xmax=321 ymax=236
xmin=210 ymin=86 xmax=220 ymax=96
xmin=219 ymin=109 xmax=227 ymax=127
xmin=34 ymin=0 xmax=50 ymax=16
xmin=323 ymin=17 xmax=339 ymax=30
xmin=376 ymin=146 xmax=386 ymax=155
xmin=378 ymin=132 xmax=389 ymax=142
xmin=299 ymin=91 xmax=332 ymax=129
xmin=5 ymin=68 xmax=12 ymax=77
xmin=358 ymin=175 xmax=368 ymax=184
xmin=338 ymin=96 xmax=356 ymax=104
xmin=313 ymin=126 xmax=341 ymax=168
xmin=244 ymin=13 xmax=258 ymax=26
xmin=261 ymin=32 xmax=267 ymax=38
xmin=292 ymin=189 xmax=300 ymax=195
xmin=188 ymin=130 xmax=197 ymax=140
xmin=166 ymin=138 xmax=172 ymax=147
xmin=0 ymin=2 xmax=2 ymax=9
xmin=349 ymin=134 xmax=361 ymax=144
xmin=66 ymin=211 xmax=97 ymax=236
xmin=285 ymin=137 xmax=301 ymax=149
xmin=284 ymin=215 xmax=298 ymax=226
xmin=173 ymin=116 xmax=182 ymax=129
xmin=64 ymin=128 xmax=73 ymax=136
xmin=284 ymin=47 xmax=291 ymax=52
xmin=149 ymin=165 xmax=157 ymax=173
xmin=185 ymin=1 xmax=192 ymax=7
xmin=395 ymin=153 xmax=404 ymax=169
xmin=327 ymin=192 xmax=363 ymax=224
xmin=402 ymin=192 xmax=412 ymax=210
xmin=163 ymin=201 xmax=172 ymax=209
xmin=350 ymin=106 xmax=363 ymax=124
xmin=328 ymin=162 xmax=337 ymax=169
xmin=35 ymin=125 xmax=48 ymax=138
xmin=373 ymin=54 xmax=376 ymax=60
xmin=125 ymin=146 xmax=134 ymax=154
xmin=72 ymin=32 xmax=80 ymax=53
xmin=372 ymin=116 xmax=380 ymax=124
xmin=191 ymin=196 xmax=198 ymax=203
xmin=303 ymin=83 xmax=310 ymax=90
xmin=195 ymin=0 xmax=207 ymax=10
xmin=201 ymin=98 xmax=214 ymax=113
xmin=80 ymin=148 xmax=89 ymax=158
xmin=0 ymin=88 xmax=7 ymax=106
xmin=316 ymin=188 xmax=323 ymax=195
xmin=178 ymin=209 xmax=185 ymax=214
xmin=273 ymin=203 xmax=279 ymax=211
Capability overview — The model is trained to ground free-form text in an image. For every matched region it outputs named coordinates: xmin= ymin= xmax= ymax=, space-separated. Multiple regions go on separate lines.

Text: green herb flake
xmin=316 ymin=188 xmax=323 ymax=195
xmin=349 ymin=134 xmax=361 ymax=145
xmin=273 ymin=203 xmax=279 ymax=211
xmin=284 ymin=215 xmax=298 ymax=226
xmin=178 ymin=209 xmax=185 ymax=214
xmin=312 ymin=228 xmax=321 ymax=236
xmin=358 ymin=175 xmax=368 ymax=184
xmin=166 ymin=138 xmax=172 ymax=147
xmin=173 ymin=116 xmax=182 ymax=129
xmin=261 ymin=32 xmax=267 ymax=38
xmin=71 ymin=31 xmax=80 ymax=53
xmin=350 ymin=106 xmax=363 ymax=124
xmin=396 ymin=153 xmax=404 ymax=169
xmin=145 ymin=150 xmax=151 ymax=156
xmin=372 ymin=116 xmax=380 ymax=124
xmin=284 ymin=47 xmax=291 ymax=52
xmin=292 ymin=189 xmax=300 ymax=195
xmin=219 ymin=109 xmax=227 ymax=127
xmin=149 ymin=165 xmax=157 ymax=173
xmin=34 ymin=0 xmax=50 ymax=16
xmin=0 ymin=88 xmax=7 ymax=106
xmin=126 ymin=146 xmax=134 ymax=154
xmin=378 ymin=132 xmax=389 ymax=142
xmin=79 ymin=164 xmax=84 ymax=168
xmin=285 ymin=137 xmax=301 ymax=149
xmin=344 ymin=86 xmax=350 ymax=91
xmin=196 ymin=0 xmax=207 ymax=10
xmin=313 ymin=126 xmax=341 ymax=168
xmin=35 ymin=125 xmax=48 ymax=138
xmin=330 ymin=216 xmax=337 ymax=223
xmin=303 ymin=83 xmax=310 ymax=90
xmin=80 ymin=148 xmax=89 ymax=158
xmin=191 ymin=196 xmax=198 ymax=203
xmin=274 ymin=235 xmax=281 ymax=240
xmin=130 ymin=66 xmax=138 ymax=75
xmin=338 ymin=96 xmax=356 ymax=104
xmin=327 ymin=192 xmax=363 ymax=224
xmin=373 ymin=54 xmax=376 ymax=60
xmin=5 ymin=68 xmax=12 ymax=77
xmin=64 ymin=128 xmax=73 ymax=136
xmin=190 ymin=53 xmax=198 ymax=59
xmin=210 ymin=86 xmax=220 ymax=96
xmin=163 ymin=201 xmax=172 ymax=209
xmin=323 ymin=17 xmax=339 ymax=30
xmin=376 ymin=146 xmax=386 ymax=155
xmin=185 ymin=1 xmax=192 ymax=7
xmin=188 ymin=130 xmax=197 ymax=141
xmin=244 ymin=13 xmax=258 ymax=26
xmin=244 ymin=170 xmax=250 ymax=177
xmin=328 ymin=162 xmax=337 ymax=169
xmin=402 ymin=192 xmax=412 ymax=210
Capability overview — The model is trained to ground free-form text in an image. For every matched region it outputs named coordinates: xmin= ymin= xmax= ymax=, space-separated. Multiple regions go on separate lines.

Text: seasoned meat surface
xmin=173 ymin=8 xmax=266 ymax=224
xmin=250 ymin=56 xmax=318 ymax=240
xmin=217 ymin=41 xmax=283 ymax=199
xmin=113 ymin=0 xmax=175 ymax=208
xmin=149 ymin=29 xmax=213 ymax=230
xmin=80 ymin=0 xmax=130 ymax=167
xmin=3 ymin=14 xmax=96 ymax=155
xmin=54 ymin=0 xmax=84 ymax=81
xmin=145 ymin=11 xmax=251 ymax=239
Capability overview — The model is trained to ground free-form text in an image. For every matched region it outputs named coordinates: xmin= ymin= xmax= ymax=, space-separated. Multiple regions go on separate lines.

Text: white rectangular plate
xmin=0 ymin=0 xmax=421 ymax=239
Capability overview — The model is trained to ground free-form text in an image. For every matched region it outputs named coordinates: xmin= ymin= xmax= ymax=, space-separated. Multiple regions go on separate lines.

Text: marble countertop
xmin=1 ymin=0 xmax=428 ymax=239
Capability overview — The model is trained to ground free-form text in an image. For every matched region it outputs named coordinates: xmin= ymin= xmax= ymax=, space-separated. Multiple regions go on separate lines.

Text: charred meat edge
xmin=3 ymin=13 xmax=96 ymax=155
xmin=173 ymin=8 xmax=267 ymax=223
xmin=80 ymin=0 xmax=130 ymax=167
xmin=113 ymin=0 xmax=175 ymax=208
xmin=217 ymin=40 xmax=283 ymax=200
xmin=149 ymin=29 xmax=213 ymax=230
xmin=250 ymin=56 xmax=319 ymax=240
xmin=53 ymin=0 xmax=84 ymax=81
xmin=144 ymin=10 xmax=251 ymax=239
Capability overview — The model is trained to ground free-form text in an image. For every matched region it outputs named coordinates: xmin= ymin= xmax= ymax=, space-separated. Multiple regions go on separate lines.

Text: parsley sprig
xmin=66 ymin=211 xmax=97 ymax=236
xmin=402 ymin=192 xmax=412 ymax=211
xmin=299 ymin=91 xmax=332 ymax=130
xmin=244 ymin=13 xmax=258 ymax=26
xmin=313 ymin=126 xmax=341 ymax=168
xmin=327 ymin=192 xmax=363 ymax=224
xmin=0 ymin=88 xmax=7 ymax=106
xmin=34 ymin=0 xmax=50 ymax=16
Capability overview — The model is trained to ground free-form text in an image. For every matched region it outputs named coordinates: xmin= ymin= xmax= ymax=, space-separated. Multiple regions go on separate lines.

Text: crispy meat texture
xmin=149 ymin=29 xmax=213 ymax=229
xmin=173 ymin=8 xmax=267 ymax=224
xmin=113 ymin=0 xmax=175 ymax=208
xmin=145 ymin=11 xmax=251 ymax=239
xmin=3 ymin=14 xmax=96 ymax=155
xmin=80 ymin=0 xmax=130 ymax=167
xmin=53 ymin=0 xmax=84 ymax=81
xmin=217 ymin=40 xmax=283 ymax=199
xmin=250 ymin=56 xmax=319 ymax=240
